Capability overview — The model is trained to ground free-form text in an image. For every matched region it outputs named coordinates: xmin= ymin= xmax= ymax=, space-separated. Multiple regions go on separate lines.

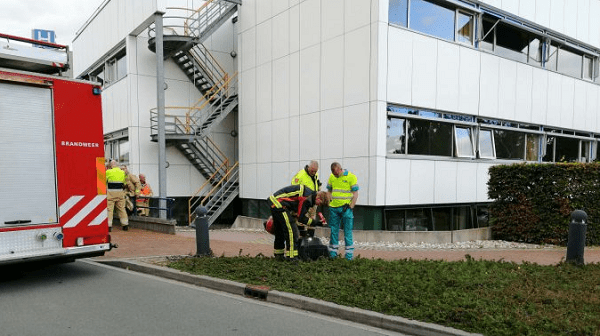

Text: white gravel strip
xmin=201 ymin=228 xmax=556 ymax=250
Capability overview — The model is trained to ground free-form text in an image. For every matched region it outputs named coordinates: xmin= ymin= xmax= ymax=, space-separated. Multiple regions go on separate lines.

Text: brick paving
xmin=94 ymin=227 xmax=600 ymax=265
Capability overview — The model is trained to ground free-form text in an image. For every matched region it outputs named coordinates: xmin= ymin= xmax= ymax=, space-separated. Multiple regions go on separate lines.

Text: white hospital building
xmin=74 ymin=0 xmax=600 ymax=233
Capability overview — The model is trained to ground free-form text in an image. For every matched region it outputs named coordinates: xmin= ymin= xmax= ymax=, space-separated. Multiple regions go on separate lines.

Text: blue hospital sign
xmin=32 ymin=29 xmax=56 ymax=46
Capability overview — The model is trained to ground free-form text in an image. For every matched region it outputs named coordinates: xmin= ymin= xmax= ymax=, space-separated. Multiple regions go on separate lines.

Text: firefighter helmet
xmin=263 ymin=216 xmax=275 ymax=234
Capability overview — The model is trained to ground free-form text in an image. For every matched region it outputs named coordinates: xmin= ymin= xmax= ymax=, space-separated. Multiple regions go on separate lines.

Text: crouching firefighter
xmin=267 ymin=185 xmax=328 ymax=260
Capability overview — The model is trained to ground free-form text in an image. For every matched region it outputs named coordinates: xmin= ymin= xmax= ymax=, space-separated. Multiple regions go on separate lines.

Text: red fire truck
xmin=0 ymin=33 xmax=112 ymax=265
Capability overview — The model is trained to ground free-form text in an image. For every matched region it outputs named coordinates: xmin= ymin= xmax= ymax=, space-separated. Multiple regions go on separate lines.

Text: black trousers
xmin=271 ymin=209 xmax=299 ymax=258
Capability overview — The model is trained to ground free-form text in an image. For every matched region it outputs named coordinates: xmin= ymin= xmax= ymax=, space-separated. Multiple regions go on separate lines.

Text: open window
xmin=454 ymin=126 xmax=475 ymax=158
xmin=542 ymin=135 xmax=592 ymax=163
xmin=479 ymin=13 xmax=543 ymax=66
xmin=478 ymin=128 xmax=495 ymax=159
xmin=104 ymin=129 xmax=129 ymax=164
xmin=389 ymin=0 xmax=477 ymax=45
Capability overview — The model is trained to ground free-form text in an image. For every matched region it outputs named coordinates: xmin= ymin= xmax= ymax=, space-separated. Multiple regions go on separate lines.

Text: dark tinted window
xmin=555 ymin=137 xmax=579 ymax=162
xmin=407 ymin=119 xmax=453 ymax=156
xmin=493 ymin=129 xmax=525 ymax=160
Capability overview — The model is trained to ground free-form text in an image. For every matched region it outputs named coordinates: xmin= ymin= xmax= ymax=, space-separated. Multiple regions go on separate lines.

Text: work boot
xmin=274 ymin=254 xmax=285 ymax=261
xmin=122 ymin=225 xmax=129 ymax=231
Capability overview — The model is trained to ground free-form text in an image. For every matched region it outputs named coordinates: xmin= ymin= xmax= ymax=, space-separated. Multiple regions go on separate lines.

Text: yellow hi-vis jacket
xmin=327 ymin=170 xmax=359 ymax=208
xmin=106 ymin=167 xmax=126 ymax=189
xmin=291 ymin=166 xmax=321 ymax=191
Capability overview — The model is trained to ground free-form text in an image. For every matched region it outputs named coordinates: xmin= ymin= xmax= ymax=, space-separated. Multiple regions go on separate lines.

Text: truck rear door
xmin=0 ymin=81 xmax=58 ymax=227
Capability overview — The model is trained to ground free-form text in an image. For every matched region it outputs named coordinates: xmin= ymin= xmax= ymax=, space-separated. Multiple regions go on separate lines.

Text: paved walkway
xmin=94 ymin=227 xmax=600 ymax=265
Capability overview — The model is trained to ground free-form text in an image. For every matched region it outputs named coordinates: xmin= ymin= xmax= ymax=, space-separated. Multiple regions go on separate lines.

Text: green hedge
xmin=488 ymin=163 xmax=599 ymax=246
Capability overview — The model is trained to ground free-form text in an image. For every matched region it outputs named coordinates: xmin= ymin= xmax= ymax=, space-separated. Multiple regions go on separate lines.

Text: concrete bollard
xmin=194 ymin=207 xmax=210 ymax=256
xmin=566 ymin=210 xmax=587 ymax=265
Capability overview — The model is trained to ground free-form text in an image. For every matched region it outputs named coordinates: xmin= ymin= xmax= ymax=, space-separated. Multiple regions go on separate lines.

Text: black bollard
xmin=194 ymin=207 xmax=210 ymax=256
xmin=566 ymin=210 xmax=587 ymax=265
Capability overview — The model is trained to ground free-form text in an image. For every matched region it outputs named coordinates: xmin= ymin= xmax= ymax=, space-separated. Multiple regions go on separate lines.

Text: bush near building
xmin=488 ymin=163 xmax=600 ymax=245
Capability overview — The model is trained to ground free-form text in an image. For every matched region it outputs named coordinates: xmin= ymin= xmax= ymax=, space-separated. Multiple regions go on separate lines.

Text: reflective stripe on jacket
xmin=267 ymin=184 xmax=316 ymax=226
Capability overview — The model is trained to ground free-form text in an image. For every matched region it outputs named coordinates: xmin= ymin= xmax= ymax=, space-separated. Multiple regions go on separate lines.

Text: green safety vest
xmin=327 ymin=170 xmax=359 ymax=208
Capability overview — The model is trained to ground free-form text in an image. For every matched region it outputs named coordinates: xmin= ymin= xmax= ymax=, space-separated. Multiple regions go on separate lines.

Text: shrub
xmin=488 ymin=163 xmax=600 ymax=245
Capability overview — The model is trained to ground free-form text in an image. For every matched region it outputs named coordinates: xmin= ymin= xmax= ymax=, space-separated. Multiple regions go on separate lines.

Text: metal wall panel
xmin=0 ymin=82 xmax=58 ymax=226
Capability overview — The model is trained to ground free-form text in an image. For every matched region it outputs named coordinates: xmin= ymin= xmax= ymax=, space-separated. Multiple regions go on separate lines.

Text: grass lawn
xmin=168 ymin=255 xmax=600 ymax=336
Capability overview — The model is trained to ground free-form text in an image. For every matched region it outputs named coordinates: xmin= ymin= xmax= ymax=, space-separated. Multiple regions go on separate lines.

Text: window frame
xmin=387 ymin=104 xmax=599 ymax=163
xmin=455 ymin=9 xmax=475 ymax=46
xmin=477 ymin=127 xmax=496 ymax=159
xmin=454 ymin=125 xmax=475 ymax=158
xmin=389 ymin=0 xmax=479 ymax=45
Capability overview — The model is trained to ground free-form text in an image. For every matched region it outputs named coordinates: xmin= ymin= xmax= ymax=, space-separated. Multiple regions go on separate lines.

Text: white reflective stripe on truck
xmin=62 ymin=195 xmax=106 ymax=228
xmin=59 ymin=195 xmax=84 ymax=216
xmin=89 ymin=210 xmax=108 ymax=226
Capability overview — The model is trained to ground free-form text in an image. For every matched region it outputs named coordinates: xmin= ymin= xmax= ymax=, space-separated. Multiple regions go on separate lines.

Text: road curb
xmin=96 ymin=258 xmax=482 ymax=336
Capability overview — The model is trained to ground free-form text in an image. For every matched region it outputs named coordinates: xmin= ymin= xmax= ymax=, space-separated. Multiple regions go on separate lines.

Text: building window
xmin=547 ymin=43 xmax=583 ymax=78
xmin=583 ymin=55 xmax=594 ymax=80
xmin=82 ymin=48 xmax=126 ymax=87
xmin=478 ymin=129 xmax=495 ymax=159
xmin=410 ymin=0 xmax=456 ymax=41
xmin=386 ymin=104 xmax=596 ymax=163
xmin=384 ymin=205 xmax=488 ymax=231
xmin=542 ymin=135 xmax=592 ymax=163
xmin=389 ymin=1 xmax=600 ymax=81
xmin=454 ymin=126 xmax=474 ymax=157
xmin=407 ymin=118 xmax=454 ymax=156
xmin=389 ymin=0 xmax=476 ymax=45
xmin=104 ymin=129 xmax=129 ymax=164
xmin=387 ymin=106 xmax=476 ymax=158
xmin=480 ymin=16 xmax=543 ymax=66
xmin=456 ymin=11 xmax=474 ymax=45
xmin=387 ymin=117 xmax=406 ymax=154
xmin=389 ymin=0 xmax=408 ymax=27
xmin=493 ymin=129 xmax=525 ymax=160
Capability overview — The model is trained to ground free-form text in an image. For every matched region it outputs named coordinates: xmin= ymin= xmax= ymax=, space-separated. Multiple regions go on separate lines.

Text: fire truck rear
xmin=0 ymin=33 xmax=111 ymax=265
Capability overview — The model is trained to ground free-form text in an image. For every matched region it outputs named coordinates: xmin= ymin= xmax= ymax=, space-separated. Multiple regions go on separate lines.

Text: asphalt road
xmin=0 ymin=260 xmax=405 ymax=336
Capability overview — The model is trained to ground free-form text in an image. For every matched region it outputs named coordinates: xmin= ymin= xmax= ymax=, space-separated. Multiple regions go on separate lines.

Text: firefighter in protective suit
xmin=121 ymin=165 xmax=141 ymax=214
xmin=267 ymin=185 xmax=328 ymax=260
xmin=106 ymin=160 xmax=129 ymax=231
xmin=136 ymin=173 xmax=153 ymax=216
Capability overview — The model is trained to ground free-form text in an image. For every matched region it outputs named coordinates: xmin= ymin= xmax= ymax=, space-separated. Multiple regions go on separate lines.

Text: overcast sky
xmin=0 ymin=0 xmax=105 ymax=47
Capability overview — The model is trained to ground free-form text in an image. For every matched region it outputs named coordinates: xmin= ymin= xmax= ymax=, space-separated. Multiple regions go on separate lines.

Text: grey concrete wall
xmin=129 ymin=216 xmax=177 ymax=235
xmin=232 ymin=216 xmax=492 ymax=244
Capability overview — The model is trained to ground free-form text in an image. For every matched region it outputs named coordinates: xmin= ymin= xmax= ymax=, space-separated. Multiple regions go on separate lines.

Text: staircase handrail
xmin=184 ymin=0 xmax=233 ymax=39
xmin=201 ymin=161 xmax=238 ymax=205
xmin=186 ymin=44 xmax=225 ymax=93
xmin=205 ymin=136 xmax=230 ymax=170
xmin=190 ymin=137 xmax=229 ymax=175
xmin=150 ymin=106 xmax=197 ymax=135
xmin=188 ymin=72 xmax=238 ymax=125
xmin=184 ymin=0 xmax=215 ymax=36
xmin=189 ymin=161 xmax=239 ymax=223
xmin=186 ymin=43 xmax=228 ymax=90
xmin=188 ymin=159 xmax=233 ymax=223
